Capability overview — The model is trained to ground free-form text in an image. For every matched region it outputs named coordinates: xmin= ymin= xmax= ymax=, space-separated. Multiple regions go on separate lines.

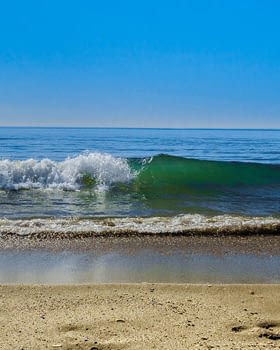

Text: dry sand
xmin=0 ymin=284 xmax=279 ymax=349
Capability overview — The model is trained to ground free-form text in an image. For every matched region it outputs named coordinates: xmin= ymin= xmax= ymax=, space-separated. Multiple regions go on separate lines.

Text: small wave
xmin=1 ymin=215 xmax=280 ymax=238
xmin=1 ymin=153 xmax=280 ymax=196
xmin=0 ymin=152 xmax=133 ymax=191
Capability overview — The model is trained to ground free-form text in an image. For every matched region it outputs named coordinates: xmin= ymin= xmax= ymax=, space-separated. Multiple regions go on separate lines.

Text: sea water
xmin=0 ymin=127 xmax=280 ymax=221
xmin=1 ymin=127 xmax=280 ymax=283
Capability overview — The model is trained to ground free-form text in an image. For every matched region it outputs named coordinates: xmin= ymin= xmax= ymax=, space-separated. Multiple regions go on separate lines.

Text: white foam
xmin=0 ymin=215 xmax=279 ymax=237
xmin=0 ymin=152 xmax=133 ymax=191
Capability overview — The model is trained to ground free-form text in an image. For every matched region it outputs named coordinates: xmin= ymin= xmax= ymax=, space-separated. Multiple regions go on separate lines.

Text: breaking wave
xmin=0 ymin=152 xmax=133 ymax=191
xmin=0 ymin=153 xmax=279 ymax=200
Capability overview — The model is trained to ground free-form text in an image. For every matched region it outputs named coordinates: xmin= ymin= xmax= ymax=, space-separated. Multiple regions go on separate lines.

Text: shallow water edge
xmin=1 ymin=234 xmax=279 ymax=284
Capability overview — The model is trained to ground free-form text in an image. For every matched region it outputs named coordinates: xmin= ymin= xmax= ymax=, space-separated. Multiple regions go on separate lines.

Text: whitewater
xmin=0 ymin=152 xmax=133 ymax=191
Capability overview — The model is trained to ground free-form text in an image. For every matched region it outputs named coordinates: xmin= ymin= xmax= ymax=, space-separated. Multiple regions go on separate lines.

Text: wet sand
xmin=1 ymin=235 xmax=280 ymax=284
xmin=0 ymin=284 xmax=279 ymax=349
xmin=1 ymin=233 xmax=280 ymax=255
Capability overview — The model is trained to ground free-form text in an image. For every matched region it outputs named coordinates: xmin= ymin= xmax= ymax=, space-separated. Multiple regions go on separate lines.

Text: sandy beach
xmin=0 ymin=283 xmax=279 ymax=349
xmin=1 ymin=232 xmax=279 ymax=349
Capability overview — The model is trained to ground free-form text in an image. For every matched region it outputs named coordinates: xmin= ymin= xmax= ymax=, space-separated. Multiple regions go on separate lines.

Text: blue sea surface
xmin=0 ymin=127 xmax=280 ymax=219
xmin=1 ymin=127 xmax=280 ymax=162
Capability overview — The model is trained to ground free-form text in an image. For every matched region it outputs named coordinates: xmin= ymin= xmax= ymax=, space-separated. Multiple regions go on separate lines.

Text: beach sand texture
xmin=0 ymin=284 xmax=279 ymax=349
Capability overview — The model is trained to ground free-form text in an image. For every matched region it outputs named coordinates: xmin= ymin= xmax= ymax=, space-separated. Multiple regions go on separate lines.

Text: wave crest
xmin=0 ymin=152 xmax=133 ymax=190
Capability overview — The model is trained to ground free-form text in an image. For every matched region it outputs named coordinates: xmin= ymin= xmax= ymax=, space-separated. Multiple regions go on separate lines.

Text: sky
xmin=0 ymin=0 xmax=279 ymax=128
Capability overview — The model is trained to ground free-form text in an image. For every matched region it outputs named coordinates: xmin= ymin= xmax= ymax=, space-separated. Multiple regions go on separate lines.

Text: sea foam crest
xmin=0 ymin=152 xmax=133 ymax=190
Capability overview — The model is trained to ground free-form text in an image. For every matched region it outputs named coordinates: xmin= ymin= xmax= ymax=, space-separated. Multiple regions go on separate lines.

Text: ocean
xmin=0 ymin=127 xmax=280 ymax=234
xmin=1 ymin=127 xmax=280 ymax=283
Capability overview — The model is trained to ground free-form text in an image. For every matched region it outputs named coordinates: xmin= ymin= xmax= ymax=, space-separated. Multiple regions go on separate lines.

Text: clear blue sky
xmin=0 ymin=0 xmax=279 ymax=128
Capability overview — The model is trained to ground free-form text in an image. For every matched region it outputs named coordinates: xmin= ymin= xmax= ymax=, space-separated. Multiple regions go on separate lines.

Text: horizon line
xmin=0 ymin=125 xmax=280 ymax=131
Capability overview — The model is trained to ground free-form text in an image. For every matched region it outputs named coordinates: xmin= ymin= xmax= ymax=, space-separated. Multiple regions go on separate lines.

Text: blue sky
xmin=0 ymin=0 xmax=279 ymax=128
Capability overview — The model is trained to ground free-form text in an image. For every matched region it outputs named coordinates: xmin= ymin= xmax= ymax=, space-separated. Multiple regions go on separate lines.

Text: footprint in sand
xmin=257 ymin=321 xmax=280 ymax=340
xmin=57 ymin=322 xmax=128 ymax=349
xmin=231 ymin=320 xmax=280 ymax=341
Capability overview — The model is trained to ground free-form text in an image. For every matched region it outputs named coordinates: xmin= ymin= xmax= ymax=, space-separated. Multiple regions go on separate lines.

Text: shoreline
xmin=1 ymin=283 xmax=279 ymax=349
xmin=1 ymin=231 xmax=280 ymax=255
xmin=1 ymin=217 xmax=279 ymax=347
xmin=1 ymin=215 xmax=280 ymax=239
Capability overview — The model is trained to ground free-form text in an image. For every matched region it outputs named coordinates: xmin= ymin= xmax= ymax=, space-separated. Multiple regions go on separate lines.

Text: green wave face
xmin=133 ymin=155 xmax=280 ymax=196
